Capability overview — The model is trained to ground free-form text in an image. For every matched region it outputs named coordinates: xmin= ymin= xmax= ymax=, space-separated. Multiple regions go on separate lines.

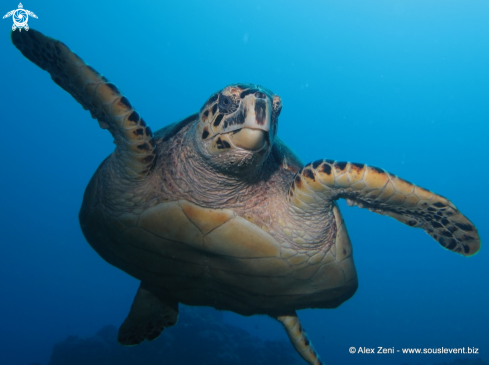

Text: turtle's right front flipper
xmin=289 ymin=160 xmax=480 ymax=256
xmin=11 ymin=29 xmax=155 ymax=179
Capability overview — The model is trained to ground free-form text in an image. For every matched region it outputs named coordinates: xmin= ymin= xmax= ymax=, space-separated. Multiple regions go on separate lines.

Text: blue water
xmin=0 ymin=1 xmax=487 ymax=364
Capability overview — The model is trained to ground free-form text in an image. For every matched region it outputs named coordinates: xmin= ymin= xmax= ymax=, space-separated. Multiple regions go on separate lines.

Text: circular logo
xmin=349 ymin=347 xmax=356 ymax=354
xmin=13 ymin=9 xmax=28 ymax=28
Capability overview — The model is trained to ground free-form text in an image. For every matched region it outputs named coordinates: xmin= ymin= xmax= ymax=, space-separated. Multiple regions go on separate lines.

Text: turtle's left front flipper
xmin=289 ymin=160 xmax=480 ymax=256
xmin=11 ymin=29 xmax=155 ymax=180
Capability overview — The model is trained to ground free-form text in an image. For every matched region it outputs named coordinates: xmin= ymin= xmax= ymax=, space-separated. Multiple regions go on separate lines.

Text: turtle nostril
xmin=255 ymin=92 xmax=267 ymax=99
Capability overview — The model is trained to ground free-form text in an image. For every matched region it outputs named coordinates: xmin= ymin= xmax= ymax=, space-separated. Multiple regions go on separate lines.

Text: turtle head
xmin=195 ymin=83 xmax=282 ymax=175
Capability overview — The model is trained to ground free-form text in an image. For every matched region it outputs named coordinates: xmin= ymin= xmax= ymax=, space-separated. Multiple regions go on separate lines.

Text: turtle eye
xmin=218 ymin=94 xmax=234 ymax=113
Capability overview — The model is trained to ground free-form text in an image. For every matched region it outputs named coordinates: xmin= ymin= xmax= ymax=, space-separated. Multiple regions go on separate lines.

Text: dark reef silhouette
xmin=45 ymin=306 xmax=301 ymax=365
xmin=31 ymin=306 xmax=488 ymax=365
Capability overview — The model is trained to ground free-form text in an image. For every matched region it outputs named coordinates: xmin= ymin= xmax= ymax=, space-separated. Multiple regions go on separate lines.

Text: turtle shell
xmin=80 ymin=167 xmax=358 ymax=316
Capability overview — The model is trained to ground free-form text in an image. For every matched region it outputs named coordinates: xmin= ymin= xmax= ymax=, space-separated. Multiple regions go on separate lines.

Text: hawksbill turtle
xmin=11 ymin=29 xmax=480 ymax=365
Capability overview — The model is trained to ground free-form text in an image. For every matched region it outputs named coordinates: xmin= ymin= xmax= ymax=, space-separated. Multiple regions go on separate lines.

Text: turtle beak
xmin=230 ymin=128 xmax=268 ymax=151
xmin=226 ymin=95 xmax=271 ymax=151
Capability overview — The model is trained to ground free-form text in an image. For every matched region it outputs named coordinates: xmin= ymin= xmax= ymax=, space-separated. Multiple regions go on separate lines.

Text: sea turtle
xmin=2 ymin=3 xmax=37 ymax=32
xmin=11 ymin=29 xmax=480 ymax=365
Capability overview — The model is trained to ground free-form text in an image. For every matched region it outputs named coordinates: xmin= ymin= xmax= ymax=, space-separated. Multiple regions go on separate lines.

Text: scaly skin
xmin=12 ymin=28 xmax=480 ymax=365
xmin=11 ymin=29 xmax=156 ymax=181
xmin=277 ymin=312 xmax=324 ymax=365
xmin=289 ymin=160 xmax=480 ymax=256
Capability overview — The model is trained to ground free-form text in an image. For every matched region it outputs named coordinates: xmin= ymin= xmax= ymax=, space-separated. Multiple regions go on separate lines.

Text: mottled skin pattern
xmin=12 ymin=29 xmax=480 ymax=365
xmin=290 ymin=160 xmax=480 ymax=256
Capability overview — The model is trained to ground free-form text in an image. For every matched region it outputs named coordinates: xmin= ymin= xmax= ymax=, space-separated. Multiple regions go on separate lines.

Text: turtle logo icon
xmin=3 ymin=3 xmax=37 ymax=32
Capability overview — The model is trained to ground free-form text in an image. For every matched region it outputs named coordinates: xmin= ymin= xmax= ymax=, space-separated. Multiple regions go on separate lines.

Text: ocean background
xmin=0 ymin=1 xmax=488 ymax=364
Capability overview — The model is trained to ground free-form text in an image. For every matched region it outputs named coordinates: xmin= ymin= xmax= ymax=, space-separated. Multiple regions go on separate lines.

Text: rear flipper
xmin=289 ymin=160 xmax=480 ymax=256
xmin=275 ymin=311 xmax=324 ymax=365
xmin=118 ymin=283 xmax=178 ymax=346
